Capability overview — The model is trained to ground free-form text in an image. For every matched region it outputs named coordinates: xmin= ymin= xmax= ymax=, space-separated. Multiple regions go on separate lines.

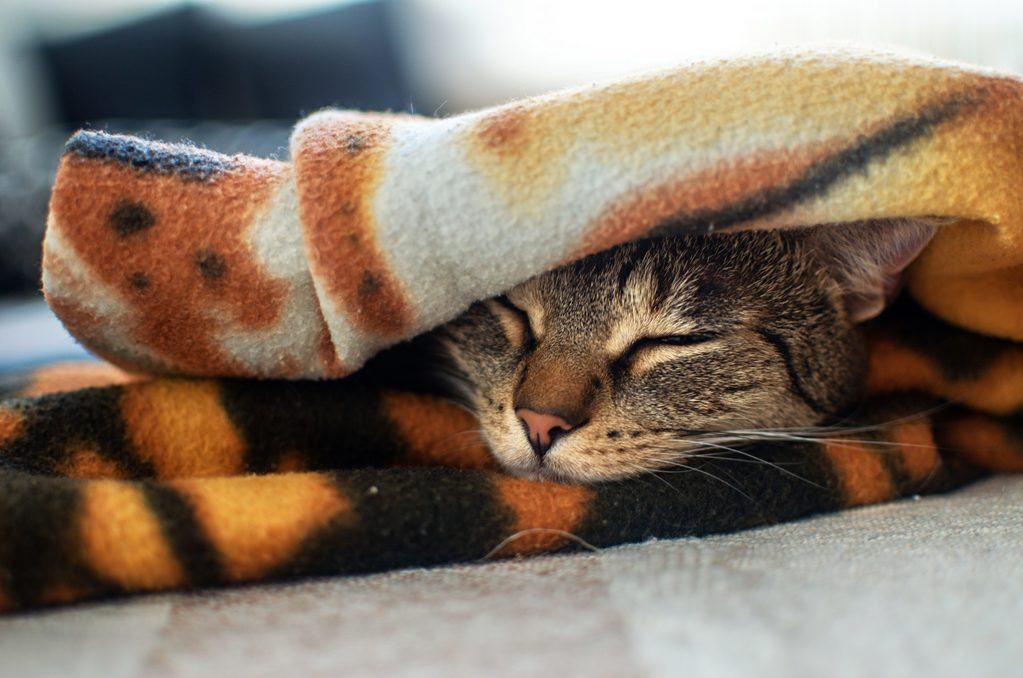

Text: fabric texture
xmin=2 ymin=48 xmax=1021 ymax=611
xmin=2 ymin=476 xmax=1021 ymax=678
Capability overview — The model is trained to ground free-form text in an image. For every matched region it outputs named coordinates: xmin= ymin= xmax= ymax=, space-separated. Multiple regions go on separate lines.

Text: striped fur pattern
xmin=2 ymin=297 xmax=1022 ymax=611
xmin=43 ymin=50 xmax=1023 ymax=377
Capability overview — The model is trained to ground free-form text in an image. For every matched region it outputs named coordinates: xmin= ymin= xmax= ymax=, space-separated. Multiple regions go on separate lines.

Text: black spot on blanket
xmin=128 ymin=272 xmax=150 ymax=291
xmin=359 ymin=272 xmax=382 ymax=300
xmin=110 ymin=201 xmax=155 ymax=237
xmin=195 ymin=250 xmax=227 ymax=281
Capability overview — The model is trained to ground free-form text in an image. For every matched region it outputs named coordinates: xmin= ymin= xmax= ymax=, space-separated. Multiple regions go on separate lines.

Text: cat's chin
xmin=503 ymin=466 xmax=560 ymax=483
xmin=500 ymin=460 xmax=629 ymax=484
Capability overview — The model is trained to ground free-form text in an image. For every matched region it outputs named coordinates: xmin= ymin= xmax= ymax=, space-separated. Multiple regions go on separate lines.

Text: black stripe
xmin=64 ymin=130 xmax=235 ymax=181
xmin=219 ymin=378 xmax=408 ymax=474
xmin=754 ymin=327 xmax=829 ymax=414
xmin=139 ymin=482 xmax=224 ymax=587
xmin=651 ymin=91 xmax=981 ymax=235
xmin=0 ymin=472 xmax=107 ymax=607
xmin=578 ymin=440 xmax=842 ymax=545
xmin=275 ymin=468 xmax=508 ymax=578
xmin=875 ymin=295 xmax=1008 ymax=383
xmin=0 ymin=387 xmax=155 ymax=477
xmin=616 ymin=258 xmax=637 ymax=296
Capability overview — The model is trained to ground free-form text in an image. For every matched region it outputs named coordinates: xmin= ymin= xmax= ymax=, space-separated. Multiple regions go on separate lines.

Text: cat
xmin=432 ymin=219 xmax=938 ymax=483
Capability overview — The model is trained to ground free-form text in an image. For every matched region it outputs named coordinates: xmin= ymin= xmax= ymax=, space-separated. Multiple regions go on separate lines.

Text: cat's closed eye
xmin=487 ymin=296 xmax=535 ymax=347
xmin=633 ymin=333 xmax=719 ymax=349
xmin=615 ymin=333 xmax=721 ymax=368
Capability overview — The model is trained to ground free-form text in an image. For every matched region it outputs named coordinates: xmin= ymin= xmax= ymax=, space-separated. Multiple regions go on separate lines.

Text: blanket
xmin=2 ymin=49 xmax=1022 ymax=611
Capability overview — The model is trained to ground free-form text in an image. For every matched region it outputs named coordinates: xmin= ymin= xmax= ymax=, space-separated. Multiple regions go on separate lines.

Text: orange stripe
xmin=464 ymin=104 xmax=571 ymax=214
xmin=940 ymin=415 xmax=1023 ymax=473
xmin=0 ymin=407 xmax=24 ymax=448
xmin=172 ymin=473 xmax=351 ymax=581
xmin=294 ymin=113 xmax=415 ymax=338
xmin=22 ymin=362 xmax=137 ymax=398
xmin=888 ymin=421 xmax=942 ymax=484
xmin=383 ymin=391 xmax=497 ymax=470
xmin=491 ymin=476 xmax=593 ymax=556
xmin=120 ymin=379 xmax=246 ymax=479
xmin=867 ymin=333 xmax=1023 ymax=415
xmin=823 ymin=440 xmax=896 ymax=506
xmin=80 ymin=480 xmax=186 ymax=591
xmin=865 ymin=334 xmax=942 ymax=396
xmin=61 ymin=444 xmax=128 ymax=480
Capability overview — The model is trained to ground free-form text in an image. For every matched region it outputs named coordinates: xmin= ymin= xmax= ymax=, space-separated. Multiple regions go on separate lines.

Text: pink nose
xmin=516 ymin=408 xmax=575 ymax=458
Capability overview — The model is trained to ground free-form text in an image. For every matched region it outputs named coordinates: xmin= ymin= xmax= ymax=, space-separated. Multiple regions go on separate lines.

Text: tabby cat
xmin=434 ymin=219 xmax=936 ymax=483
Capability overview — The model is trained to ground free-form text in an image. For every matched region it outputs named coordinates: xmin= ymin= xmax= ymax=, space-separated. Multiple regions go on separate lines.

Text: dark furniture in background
xmin=1 ymin=0 xmax=422 ymax=297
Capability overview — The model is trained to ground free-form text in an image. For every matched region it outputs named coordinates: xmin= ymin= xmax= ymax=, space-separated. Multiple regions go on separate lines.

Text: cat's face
xmin=440 ymin=231 xmax=869 ymax=482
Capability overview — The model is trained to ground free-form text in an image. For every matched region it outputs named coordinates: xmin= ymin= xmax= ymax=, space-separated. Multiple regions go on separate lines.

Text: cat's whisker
xmin=639 ymin=458 xmax=752 ymax=499
xmin=671 ymin=444 xmax=823 ymax=487
xmin=720 ymin=431 xmax=938 ymax=452
xmin=722 ymin=406 xmax=947 ymax=439
xmin=438 ymin=428 xmax=488 ymax=445
xmin=612 ymin=460 xmax=692 ymax=494
xmin=482 ymin=528 xmax=600 ymax=559
xmin=638 ymin=442 xmax=823 ymax=488
xmin=670 ymin=404 xmax=948 ymax=443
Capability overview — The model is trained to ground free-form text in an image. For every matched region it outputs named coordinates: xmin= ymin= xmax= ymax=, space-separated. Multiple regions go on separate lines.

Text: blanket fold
xmin=4 ymin=48 xmax=1022 ymax=611
xmin=43 ymin=50 xmax=1023 ymax=378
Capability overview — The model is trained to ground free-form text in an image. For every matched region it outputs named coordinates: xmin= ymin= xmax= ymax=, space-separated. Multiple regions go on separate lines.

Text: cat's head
xmin=440 ymin=220 xmax=936 ymax=482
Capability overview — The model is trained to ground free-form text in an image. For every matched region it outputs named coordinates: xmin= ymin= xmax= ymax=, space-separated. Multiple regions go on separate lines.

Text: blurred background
xmin=0 ymin=0 xmax=1021 ymax=369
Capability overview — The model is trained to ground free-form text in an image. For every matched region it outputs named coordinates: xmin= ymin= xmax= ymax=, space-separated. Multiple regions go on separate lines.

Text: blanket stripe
xmin=0 ymin=416 xmax=963 ymax=610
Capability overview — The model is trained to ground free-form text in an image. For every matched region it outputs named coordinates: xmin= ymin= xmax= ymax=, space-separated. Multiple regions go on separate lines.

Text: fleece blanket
xmin=2 ymin=49 xmax=1022 ymax=611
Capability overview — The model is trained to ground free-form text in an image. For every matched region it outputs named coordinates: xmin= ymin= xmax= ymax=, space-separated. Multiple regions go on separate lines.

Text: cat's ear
xmin=803 ymin=218 xmax=940 ymax=323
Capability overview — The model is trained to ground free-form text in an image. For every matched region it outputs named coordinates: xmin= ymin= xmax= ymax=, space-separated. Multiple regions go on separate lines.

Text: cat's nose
xmin=516 ymin=408 xmax=575 ymax=458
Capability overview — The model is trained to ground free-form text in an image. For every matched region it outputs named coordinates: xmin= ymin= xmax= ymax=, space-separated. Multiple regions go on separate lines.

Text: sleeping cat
xmin=433 ymin=219 xmax=937 ymax=483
